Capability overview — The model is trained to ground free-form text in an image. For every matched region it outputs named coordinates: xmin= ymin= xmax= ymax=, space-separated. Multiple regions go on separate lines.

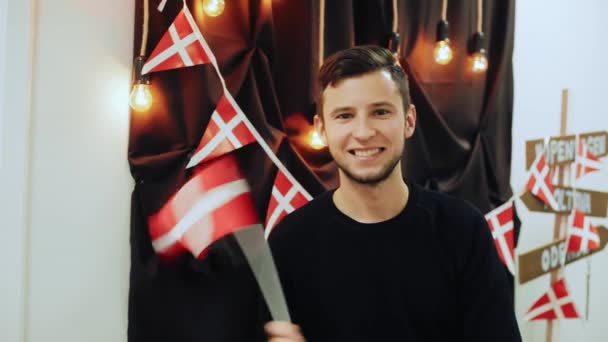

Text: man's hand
xmin=264 ymin=321 xmax=305 ymax=342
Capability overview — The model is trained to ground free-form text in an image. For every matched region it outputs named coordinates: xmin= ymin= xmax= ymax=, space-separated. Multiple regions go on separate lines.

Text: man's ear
xmin=313 ymin=114 xmax=327 ymax=144
xmin=405 ymin=104 xmax=416 ymax=138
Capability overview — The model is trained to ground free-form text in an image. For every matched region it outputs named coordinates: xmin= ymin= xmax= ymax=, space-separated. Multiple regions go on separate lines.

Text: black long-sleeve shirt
xmin=267 ymin=183 xmax=522 ymax=341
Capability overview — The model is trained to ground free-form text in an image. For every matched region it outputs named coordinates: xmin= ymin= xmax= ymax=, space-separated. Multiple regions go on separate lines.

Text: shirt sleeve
xmin=457 ymin=210 xmax=522 ymax=342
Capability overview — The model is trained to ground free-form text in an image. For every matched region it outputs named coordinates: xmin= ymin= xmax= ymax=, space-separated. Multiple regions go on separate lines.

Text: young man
xmin=264 ymin=46 xmax=521 ymax=341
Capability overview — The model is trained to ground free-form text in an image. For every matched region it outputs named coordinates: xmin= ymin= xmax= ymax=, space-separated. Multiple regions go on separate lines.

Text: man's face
xmin=315 ymin=70 xmax=416 ymax=185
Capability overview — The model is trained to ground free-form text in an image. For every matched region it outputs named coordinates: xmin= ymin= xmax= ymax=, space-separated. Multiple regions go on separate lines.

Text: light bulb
xmin=471 ymin=51 xmax=488 ymax=73
xmin=309 ymin=130 xmax=326 ymax=150
xmin=433 ymin=40 xmax=453 ymax=65
xmin=203 ymin=0 xmax=225 ymax=17
xmin=129 ymin=84 xmax=153 ymax=112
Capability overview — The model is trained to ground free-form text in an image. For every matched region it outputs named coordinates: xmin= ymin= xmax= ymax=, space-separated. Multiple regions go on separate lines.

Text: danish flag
xmin=142 ymin=5 xmax=216 ymax=75
xmin=526 ymin=279 xmax=580 ymax=321
xmin=526 ymin=150 xmax=559 ymax=210
xmin=484 ymin=199 xmax=515 ymax=275
xmin=574 ymin=138 xmax=603 ymax=179
xmin=187 ymin=94 xmax=257 ymax=168
xmin=566 ymin=209 xmax=600 ymax=253
xmin=264 ymin=168 xmax=312 ymax=238
xmin=148 ymin=154 xmax=258 ymax=260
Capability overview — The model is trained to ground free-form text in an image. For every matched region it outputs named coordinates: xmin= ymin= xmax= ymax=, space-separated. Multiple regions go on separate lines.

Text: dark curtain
xmin=128 ymin=0 xmax=517 ymax=340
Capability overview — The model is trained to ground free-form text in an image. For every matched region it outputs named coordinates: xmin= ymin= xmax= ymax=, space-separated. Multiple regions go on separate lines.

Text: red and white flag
xmin=142 ymin=5 xmax=217 ymax=75
xmin=574 ymin=138 xmax=603 ymax=179
xmin=148 ymin=154 xmax=258 ymax=260
xmin=526 ymin=279 xmax=580 ymax=321
xmin=526 ymin=150 xmax=559 ymax=210
xmin=187 ymin=94 xmax=257 ymax=168
xmin=567 ymin=209 xmax=600 ymax=253
xmin=264 ymin=168 xmax=312 ymax=238
xmin=484 ymin=199 xmax=515 ymax=275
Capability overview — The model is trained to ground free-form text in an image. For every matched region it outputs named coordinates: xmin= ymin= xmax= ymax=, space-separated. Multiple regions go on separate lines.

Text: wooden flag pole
xmin=546 ymin=89 xmax=569 ymax=342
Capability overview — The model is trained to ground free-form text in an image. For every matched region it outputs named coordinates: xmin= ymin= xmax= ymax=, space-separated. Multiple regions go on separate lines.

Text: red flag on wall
xmin=264 ymin=168 xmax=311 ymax=238
xmin=574 ymin=138 xmax=602 ymax=179
xmin=148 ymin=154 xmax=258 ymax=260
xmin=484 ymin=199 xmax=515 ymax=275
xmin=567 ymin=209 xmax=600 ymax=253
xmin=526 ymin=279 xmax=580 ymax=321
xmin=187 ymin=94 xmax=257 ymax=168
xmin=142 ymin=5 xmax=215 ymax=74
xmin=526 ymin=150 xmax=559 ymax=210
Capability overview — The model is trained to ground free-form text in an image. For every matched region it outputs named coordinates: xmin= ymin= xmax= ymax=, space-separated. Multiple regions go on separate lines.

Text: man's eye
xmin=336 ymin=113 xmax=352 ymax=119
xmin=374 ymin=109 xmax=390 ymax=116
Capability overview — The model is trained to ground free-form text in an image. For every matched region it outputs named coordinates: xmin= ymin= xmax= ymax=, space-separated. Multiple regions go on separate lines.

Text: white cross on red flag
xmin=484 ymin=199 xmax=515 ymax=275
xmin=574 ymin=138 xmax=603 ymax=179
xmin=526 ymin=150 xmax=559 ymax=210
xmin=567 ymin=209 xmax=600 ymax=253
xmin=142 ymin=5 xmax=216 ymax=75
xmin=264 ymin=168 xmax=312 ymax=238
xmin=526 ymin=279 xmax=580 ymax=321
xmin=187 ymin=94 xmax=257 ymax=168
xmin=148 ymin=154 xmax=259 ymax=260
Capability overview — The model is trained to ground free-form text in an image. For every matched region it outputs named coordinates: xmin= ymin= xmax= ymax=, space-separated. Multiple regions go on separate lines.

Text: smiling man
xmin=264 ymin=46 xmax=521 ymax=342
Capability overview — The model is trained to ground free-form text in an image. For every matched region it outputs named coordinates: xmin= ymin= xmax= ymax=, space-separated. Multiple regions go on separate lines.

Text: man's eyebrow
xmin=329 ymin=106 xmax=354 ymax=115
xmin=369 ymin=101 xmax=396 ymax=108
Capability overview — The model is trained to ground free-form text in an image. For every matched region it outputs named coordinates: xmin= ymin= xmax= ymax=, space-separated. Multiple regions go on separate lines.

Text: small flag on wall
xmin=526 ymin=150 xmax=559 ymax=210
xmin=264 ymin=168 xmax=312 ymax=238
xmin=142 ymin=6 xmax=217 ymax=74
xmin=574 ymin=138 xmax=603 ymax=179
xmin=187 ymin=94 xmax=257 ymax=168
xmin=567 ymin=209 xmax=600 ymax=253
xmin=526 ymin=279 xmax=580 ymax=321
xmin=484 ymin=199 xmax=516 ymax=275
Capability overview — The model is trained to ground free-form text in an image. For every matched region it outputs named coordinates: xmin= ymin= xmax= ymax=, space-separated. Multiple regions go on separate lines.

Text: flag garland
xmin=143 ymin=3 xmax=311 ymax=257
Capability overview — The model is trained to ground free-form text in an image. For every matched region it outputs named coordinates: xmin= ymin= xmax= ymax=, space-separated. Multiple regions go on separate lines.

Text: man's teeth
xmin=353 ymin=148 xmax=380 ymax=157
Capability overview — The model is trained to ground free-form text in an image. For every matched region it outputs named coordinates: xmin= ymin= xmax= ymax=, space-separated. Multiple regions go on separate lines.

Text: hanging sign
xmin=525 ymin=131 xmax=607 ymax=169
xmin=520 ymin=186 xmax=608 ymax=218
xmin=518 ymin=226 xmax=608 ymax=284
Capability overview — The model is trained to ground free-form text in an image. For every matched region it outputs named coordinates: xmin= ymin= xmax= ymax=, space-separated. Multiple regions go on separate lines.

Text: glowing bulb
xmin=203 ymin=0 xmax=225 ymax=17
xmin=129 ymin=84 xmax=153 ymax=111
xmin=471 ymin=51 xmax=488 ymax=73
xmin=433 ymin=40 xmax=453 ymax=65
xmin=309 ymin=130 xmax=326 ymax=150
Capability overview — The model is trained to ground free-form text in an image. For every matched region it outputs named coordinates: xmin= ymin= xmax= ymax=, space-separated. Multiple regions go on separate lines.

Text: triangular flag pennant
xmin=574 ymin=138 xmax=603 ymax=179
xmin=187 ymin=94 xmax=257 ymax=168
xmin=526 ymin=279 xmax=580 ymax=321
xmin=148 ymin=153 xmax=259 ymax=260
xmin=142 ymin=5 xmax=217 ymax=74
xmin=526 ymin=149 xmax=559 ymax=210
xmin=567 ymin=209 xmax=600 ymax=253
xmin=484 ymin=200 xmax=515 ymax=275
xmin=264 ymin=168 xmax=312 ymax=238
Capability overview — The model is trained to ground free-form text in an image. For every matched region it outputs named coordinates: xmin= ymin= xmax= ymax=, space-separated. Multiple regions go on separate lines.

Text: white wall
xmin=0 ymin=0 xmax=133 ymax=341
xmin=513 ymin=0 xmax=608 ymax=341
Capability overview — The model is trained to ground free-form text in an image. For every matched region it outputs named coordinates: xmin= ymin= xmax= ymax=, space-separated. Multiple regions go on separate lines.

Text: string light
xmin=130 ymin=0 xmax=153 ymax=111
xmin=434 ymin=0 xmax=453 ymax=65
xmin=470 ymin=0 xmax=488 ymax=73
xmin=309 ymin=130 xmax=326 ymax=150
xmin=203 ymin=0 xmax=225 ymax=17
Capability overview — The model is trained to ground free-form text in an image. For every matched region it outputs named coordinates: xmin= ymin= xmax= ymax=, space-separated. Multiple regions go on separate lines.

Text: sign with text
xmin=520 ymin=187 xmax=608 ymax=218
xmin=525 ymin=131 xmax=607 ymax=169
xmin=518 ymin=226 xmax=608 ymax=284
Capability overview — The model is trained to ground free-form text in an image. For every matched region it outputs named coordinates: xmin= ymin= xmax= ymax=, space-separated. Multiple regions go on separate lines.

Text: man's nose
xmin=352 ymin=117 xmax=376 ymax=140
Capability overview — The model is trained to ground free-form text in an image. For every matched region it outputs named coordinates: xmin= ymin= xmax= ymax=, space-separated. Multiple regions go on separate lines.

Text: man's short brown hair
xmin=317 ymin=46 xmax=411 ymax=118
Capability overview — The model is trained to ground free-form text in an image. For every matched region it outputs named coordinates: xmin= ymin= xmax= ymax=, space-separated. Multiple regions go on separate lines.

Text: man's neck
xmin=333 ymin=169 xmax=409 ymax=224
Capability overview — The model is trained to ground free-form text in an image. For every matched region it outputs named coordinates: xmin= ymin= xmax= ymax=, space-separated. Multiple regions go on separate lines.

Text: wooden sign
xmin=520 ymin=187 xmax=608 ymax=218
xmin=525 ymin=130 xmax=607 ymax=169
xmin=518 ymin=226 xmax=608 ymax=284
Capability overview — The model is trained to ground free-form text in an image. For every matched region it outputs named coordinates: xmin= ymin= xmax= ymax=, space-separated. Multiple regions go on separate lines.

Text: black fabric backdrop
xmin=128 ymin=1 xmax=518 ymax=341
